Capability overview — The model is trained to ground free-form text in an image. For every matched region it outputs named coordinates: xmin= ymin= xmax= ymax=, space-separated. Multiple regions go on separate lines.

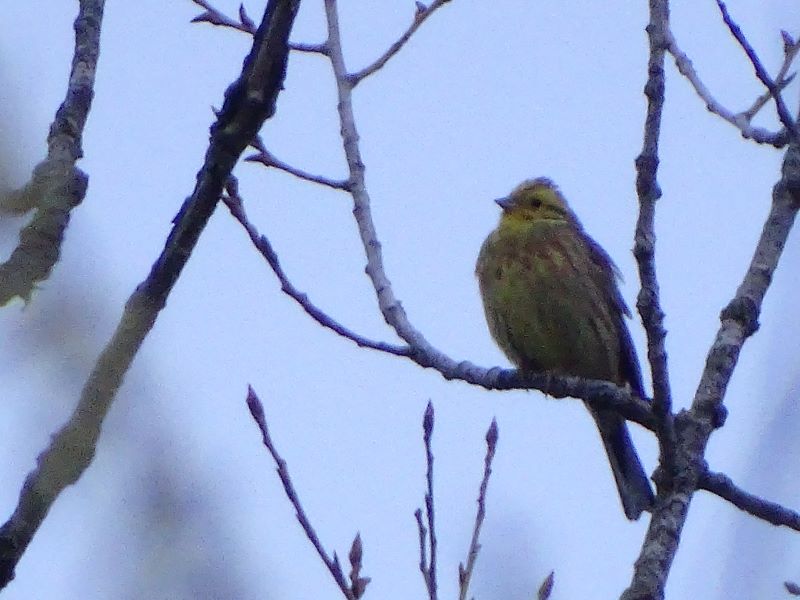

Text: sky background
xmin=1 ymin=1 xmax=799 ymax=599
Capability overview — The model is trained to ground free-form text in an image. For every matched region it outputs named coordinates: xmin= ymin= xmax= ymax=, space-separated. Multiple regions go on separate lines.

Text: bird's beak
xmin=495 ymin=196 xmax=513 ymax=211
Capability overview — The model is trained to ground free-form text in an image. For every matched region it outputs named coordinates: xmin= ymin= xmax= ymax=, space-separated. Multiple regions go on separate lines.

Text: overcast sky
xmin=2 ymin=2 xmax=799 ymax=599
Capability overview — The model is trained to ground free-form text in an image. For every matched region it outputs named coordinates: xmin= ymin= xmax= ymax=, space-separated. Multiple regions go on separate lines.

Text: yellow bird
xmin=476 ymin=178 xmax=653 ymax=520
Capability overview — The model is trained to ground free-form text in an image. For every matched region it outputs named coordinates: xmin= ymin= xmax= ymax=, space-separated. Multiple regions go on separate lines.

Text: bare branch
xmin=632 ymin=0 xmax=676 ymax=472
xmin=623 ymin=120 xmax=800 ymax=600
xmin=245 ymin=137 xmax=351 ymax=189
xmin=350 ymin=0 xmax=453 ymax=85
xmin=0 ymin=1 xmax=301 ymax=588
xmin=538 ymin=571 xmax=555 ymax=600
xmin=290 ymin=41 xmax=329 ymax=54
xmin=414 ymin=509 xmax=430 ymax=595
xmin=0 ymin=0 xmax=102 ymax=305
xmin=347 ymin=534 xmax=370 ymax=599
xmin=190 ymin=0 xmax=256 ymax=34
xmin=419 ymin=402 xmax=439 ymax=600
xmin=246 ymin=387 xmax=357 ymax=600
xmin=699 ymin=471 xmax=800 ymax=531
xmin=190 ymin=0 xmax=330 ymax=54
xmin=692 ymin=146 xmax=799 ymax=419
xmin=458 ymin=419 xmax=499 ymax=600
xmin=715 ymin=0 xmax=800 ymax=143
xmin=322 ymin=0 xmax=460 ymax=374
xmin=665 ymin=29 xmax=788 ymax=146
xmin=222 ymin=181 xmax=410 ymax=356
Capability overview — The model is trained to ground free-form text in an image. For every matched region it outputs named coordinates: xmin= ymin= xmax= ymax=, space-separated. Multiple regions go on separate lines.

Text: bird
xmin=475 ymin=177 xmax=654 ymax=520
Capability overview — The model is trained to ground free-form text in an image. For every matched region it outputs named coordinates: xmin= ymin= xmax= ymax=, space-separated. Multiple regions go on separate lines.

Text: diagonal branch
xmin=699 ymin=470 xmax=800 ymax=531
xmin=665 ymin=28 xmax=789 ymax=146
xmin=692 ymin=145 xmax=799 ymax=420
xmin=245 ymin=137 xmax=351 ymax=189
xmin=458 ymin=418 xmax=498 ymax=600
xmin=0 ymin=0 xmax=301 ymax=588
xmin=246 ymin=387 xmax=359 ymax=600
xmin=349 ymin=0 xmax=453 ymax=85
xmin=715 ymin=0 xmax=800 ymax=143
xmin=0 ymin=0 xmax=101 ymax=305
xmin=247 ymin=386 xmax=356 ymax=600
xmin=222 ymin=180 xmax=409 ymax=356
xmin=190 ymin=0 xmax=256 ymax=34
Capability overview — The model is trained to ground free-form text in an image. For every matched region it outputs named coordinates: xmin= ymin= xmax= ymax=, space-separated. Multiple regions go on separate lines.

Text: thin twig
xmin=245 ymin=138 xmax=351 ymax=190
xmin=699 ymin=470 xmax=800 ymax=531
xmin=190 ymin=0 xmax=256 ymax=34
xmin=665 ymin=29 xmax=787 ymax=146
xmin=349 ymin=0 xmax=453 ymax=85
xmin=414 ymin=508 xmax=430 ymax=593
xmin=420 ymin=402 xmax=438 ymax=600
xmin=222 ymin=181 xmax=410 ymax=356
xmin=458 ymin=419 xmax=498 ymax=600
xmin=538 ymin=571 xmax=555 ymax=600
xmin=347 ymin=534 xmax=370 ymax=599
xmin=246 ymin=387 xmax=357 ymax=600
xmin=715 ymin=0 xmax=800 ymax=143
xmin=743 ymin=74 xmax=796 ymax=122
xmin=290 ymin=41 xmax=329 ymax=54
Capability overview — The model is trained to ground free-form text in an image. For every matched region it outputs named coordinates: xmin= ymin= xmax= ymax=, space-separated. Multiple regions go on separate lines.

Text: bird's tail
xmin=586 ymin=405 xmax=654 ymax=520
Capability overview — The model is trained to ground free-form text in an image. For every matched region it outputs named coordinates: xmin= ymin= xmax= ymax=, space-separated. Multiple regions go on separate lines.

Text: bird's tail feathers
xmin=588 ymin=406 xmax=654 ymax=521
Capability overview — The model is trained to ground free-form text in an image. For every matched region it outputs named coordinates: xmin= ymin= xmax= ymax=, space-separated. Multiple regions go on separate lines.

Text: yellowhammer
xmin=475 ymin=177 xmax=654 ymax=520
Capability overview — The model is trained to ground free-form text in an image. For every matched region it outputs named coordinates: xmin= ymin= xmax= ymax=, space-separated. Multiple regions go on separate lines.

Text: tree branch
xmin=715 ymin=0 xmax=800 ymax=143
xmin=699 ymin=470 xmax=800 ymax=531
xmin=246 ymin=387 xmax=362 ymax=599
xmin=623 ymin=121 xmax=800 ymax=600
xmin=246 ymin=136 xmax=351 ymax=190
xmin=0 ymin=0 xmax=101 ymax=305
xmin=221 ymin=181 xmax=409 ymax=356
xmin=417 ymin=402 xmax=439 ymax=600
xmin=632 ymin=0 xmax=676 ymax=474
xmin=0 ymin=0 xmax=301 ymax=587
xmin=458 ymin=418 xmax=498 ymax=600
xmin=190 ymin=0 xmax=256 ymax=34
xmin=665 ymin=28 xmax=789 ymax=146
xmin=349 ymin=0 xmax=453 ymax=86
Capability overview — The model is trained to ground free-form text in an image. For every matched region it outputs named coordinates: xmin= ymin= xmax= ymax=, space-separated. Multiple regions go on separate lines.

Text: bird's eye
xmin=529 ymin=198 xmax=542 ymax=208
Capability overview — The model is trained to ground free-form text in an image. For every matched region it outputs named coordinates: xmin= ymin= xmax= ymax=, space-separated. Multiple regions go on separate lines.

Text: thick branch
xmin=692 ymin=144 xmax=799 ymax=419
xmin=0 ymin=0 xmax=102 ymax=305
xmin=0 ymin=0 xmax=300 ymax=587
xmin=623 ymin=135 xmax=800 ymax=600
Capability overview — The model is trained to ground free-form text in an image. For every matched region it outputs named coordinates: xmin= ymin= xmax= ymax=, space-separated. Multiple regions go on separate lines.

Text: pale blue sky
xmin=1 ymin=2 xmax=798 ymax=599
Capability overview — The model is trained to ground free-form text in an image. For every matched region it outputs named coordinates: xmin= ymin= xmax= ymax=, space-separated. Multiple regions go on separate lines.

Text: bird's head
xmin=495 ymin=177 xmax=574 ymax=225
